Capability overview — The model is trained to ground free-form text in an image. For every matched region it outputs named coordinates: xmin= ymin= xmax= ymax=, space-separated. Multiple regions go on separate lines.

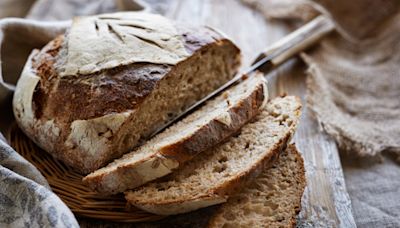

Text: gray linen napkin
xmin=0 ymin=1 xmax=147 ymax=227
xmin=0 ymin=134 xmax=78 ymax=227
xmin=0 ymin=18 xmax=77 ymax=227
xmin=242 ymin=0 xmax=400 ymax=227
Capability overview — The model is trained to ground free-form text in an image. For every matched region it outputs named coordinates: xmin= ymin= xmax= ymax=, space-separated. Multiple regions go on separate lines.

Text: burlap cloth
xmin=0 ymin=0 xmax=399 ymax=227
xmin=244 ymin=0 xmax=400 ymax=227
xmin=0 ymin=1 xmax=147 ymax=227
xmin=243 ymin=0 xmax=400 ymax=158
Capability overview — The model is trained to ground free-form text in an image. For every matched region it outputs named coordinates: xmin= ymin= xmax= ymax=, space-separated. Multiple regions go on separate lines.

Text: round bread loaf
xmin=12 ymin=12 xmax=241 ymax=174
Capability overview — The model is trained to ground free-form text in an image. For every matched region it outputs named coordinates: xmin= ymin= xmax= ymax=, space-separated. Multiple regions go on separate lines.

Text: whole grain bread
xmin=83 ymin=73 xmax=267 ymax=194
xmin=124 ymin=96 xmax=302 ymax=215
xmin=12 ymin=12 xmax=241 ymax=174
xmin=125 ymin=145 xmax=305 ymax=228
xmin=208 ymin=144 xmax=306 ymax=228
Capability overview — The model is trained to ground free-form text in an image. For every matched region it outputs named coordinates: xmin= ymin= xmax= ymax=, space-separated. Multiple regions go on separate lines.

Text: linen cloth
xmin=0 ymin=18 xmax=77 ymax=228
xmin=243 ymin=0 xmax=400 ymax=227
xmin=0 ymin=1 xmax=146 ymax=227
xmin=0 ymin=135 xmax=78 ymax=227
xmin=244 ymin=0 xmax=400 ymax=158
xmin=1 ymin=0 xmax=399 ymax=227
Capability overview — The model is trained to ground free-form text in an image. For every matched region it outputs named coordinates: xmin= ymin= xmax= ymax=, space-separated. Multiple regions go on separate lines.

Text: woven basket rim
xmin=8 ymin=123 xmax=165 ymax=223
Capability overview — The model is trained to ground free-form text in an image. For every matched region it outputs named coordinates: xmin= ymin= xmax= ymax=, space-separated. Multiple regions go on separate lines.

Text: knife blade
xmin=149 ymin=15 xmax=334 ymax=138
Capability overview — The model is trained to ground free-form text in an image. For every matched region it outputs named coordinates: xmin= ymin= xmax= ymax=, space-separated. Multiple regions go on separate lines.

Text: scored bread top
xmin=29 ymin=19 xmax=231 ymax=123
xmin=13 ymin=12 xmax=241 ymax=173
xmin=59 ymin=12 xmax=190 ymax=76
xmin=125 ymin=96 xmax=302 ymax=215
xmin=207 ymin=144 xmax=306 ymax=228
xmin=83 ymin=73 xmax=268 ymax=194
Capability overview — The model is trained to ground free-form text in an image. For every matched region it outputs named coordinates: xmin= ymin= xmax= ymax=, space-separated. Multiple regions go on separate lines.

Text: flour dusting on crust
xmin=58 ymin=12 xmax=190 ymax=76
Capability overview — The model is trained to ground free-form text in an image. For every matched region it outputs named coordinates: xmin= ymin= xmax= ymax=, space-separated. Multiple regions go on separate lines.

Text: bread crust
xmin=290 ymin=145 xmax=306 ymax=228
xmin=159 ymin=80 xmax=266 ymax=162
xmin=124 ymin=96 xmax=302 ymax=215
xmin=83 ymin=75 xmax=267 ymax=194
xmin=134 ymin=195 xmax=227 ymax=216
xmin=124 ymin=132 xmax=292 ymax=215
xmin=13 ymin=20 xmax=241 ymax=174
xmin=207 ymin=144 xmax=306 ymax=228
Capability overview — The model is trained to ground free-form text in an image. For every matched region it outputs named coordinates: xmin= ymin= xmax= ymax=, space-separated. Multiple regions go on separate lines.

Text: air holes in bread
xmin=244 ymin=141 xmax=250 ymax=149
xmin=223 ymin=211 xmax=236 ymax=220
xmin=218 ymin=156 xmax=228 ymax=163
xmin=213 ymin=163 xmax=227 ymax=173
xmin=232 ymin=132 xmax=241 ymax=138
xmin=150 ymin=70 xmax=161 ymax=76
xmin=155 ymin=184 xmax=166 ymax=191
xmin=122 ymin=134 xmax=131 ymax=147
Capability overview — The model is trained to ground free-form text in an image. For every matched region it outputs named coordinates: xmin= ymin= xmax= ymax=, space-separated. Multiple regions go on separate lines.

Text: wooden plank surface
xmin=81 ymin=0 xmax=356 ymax=227
xmin=270 ymin=60 xmax=356 ymax=228
xmin=164 ymin=1 xmax=356 ymax=227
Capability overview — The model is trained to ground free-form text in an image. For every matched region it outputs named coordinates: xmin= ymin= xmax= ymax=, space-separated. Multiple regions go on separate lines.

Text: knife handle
xmin=150 ymin=15 xmax=335 ymax=138
xmin=253 ymin=15 xmax=335 ymax=73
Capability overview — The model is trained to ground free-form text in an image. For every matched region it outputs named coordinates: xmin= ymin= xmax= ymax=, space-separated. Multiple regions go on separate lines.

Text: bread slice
xmin=124 ymin=96 xmax=302 ymax=215
xmin=208 ymin=144 xmax=306 ymax=228
xmin=83 ymin=73 xmax=268 ymax=194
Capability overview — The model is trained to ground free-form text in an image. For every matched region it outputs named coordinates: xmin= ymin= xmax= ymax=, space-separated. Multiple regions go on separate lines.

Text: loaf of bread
xmin=83 ymin=73 xmax=267 ymax=194
xmin=208 ymin=144 xmax=306 ymax=228
xmin=125 ymin=96 xmax=302 ymax=215
xmin=12 ymin=12 xmax=241 ymax=173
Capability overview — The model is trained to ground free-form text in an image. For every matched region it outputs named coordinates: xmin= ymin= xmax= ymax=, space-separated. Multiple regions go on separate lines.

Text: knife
xmin=150 ymin=15 xmax=335 ymax=138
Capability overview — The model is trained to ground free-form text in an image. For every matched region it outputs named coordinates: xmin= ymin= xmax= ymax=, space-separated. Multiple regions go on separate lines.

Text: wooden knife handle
xmin=253 ymin=15 xmax=335 ymax=73
xmin=150 ymin=15 xmax=335 ymax=138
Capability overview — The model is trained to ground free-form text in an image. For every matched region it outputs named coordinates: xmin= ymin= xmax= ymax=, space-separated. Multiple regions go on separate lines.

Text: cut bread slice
xmin=207 ymin=144 xmax=306 ymax=228
xmin=125 ymin=96 xmax=302 ymax=215
xmin=83 ymin=73 xmax=268 ymax=194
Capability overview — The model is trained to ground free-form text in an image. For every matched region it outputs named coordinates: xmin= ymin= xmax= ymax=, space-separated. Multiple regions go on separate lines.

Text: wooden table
xmin=81 ymin=0 xmax=356 ymax=227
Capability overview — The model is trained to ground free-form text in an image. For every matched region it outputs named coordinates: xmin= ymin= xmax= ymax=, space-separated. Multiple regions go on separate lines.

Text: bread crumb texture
xmin=125 ymin=96 xmax=302 ymax=215
xmin=208 ymin=144 xmax=306 ymax=228
xmin=83 ymin=74 xmax=266 ymax=194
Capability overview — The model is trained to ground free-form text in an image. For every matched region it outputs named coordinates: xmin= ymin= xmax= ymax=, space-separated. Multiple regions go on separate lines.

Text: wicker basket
xmin=8 ymin=124 xmax=164 ymax=222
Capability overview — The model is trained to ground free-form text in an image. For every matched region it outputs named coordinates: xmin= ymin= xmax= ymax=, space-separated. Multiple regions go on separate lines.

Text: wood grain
xmin=269 ymin=59 xmax=356 ymax=228
xmin=162 ymin=1 xmax=355 ymax=226
xmin=81 ymin=0 xmax=356 ymax=227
